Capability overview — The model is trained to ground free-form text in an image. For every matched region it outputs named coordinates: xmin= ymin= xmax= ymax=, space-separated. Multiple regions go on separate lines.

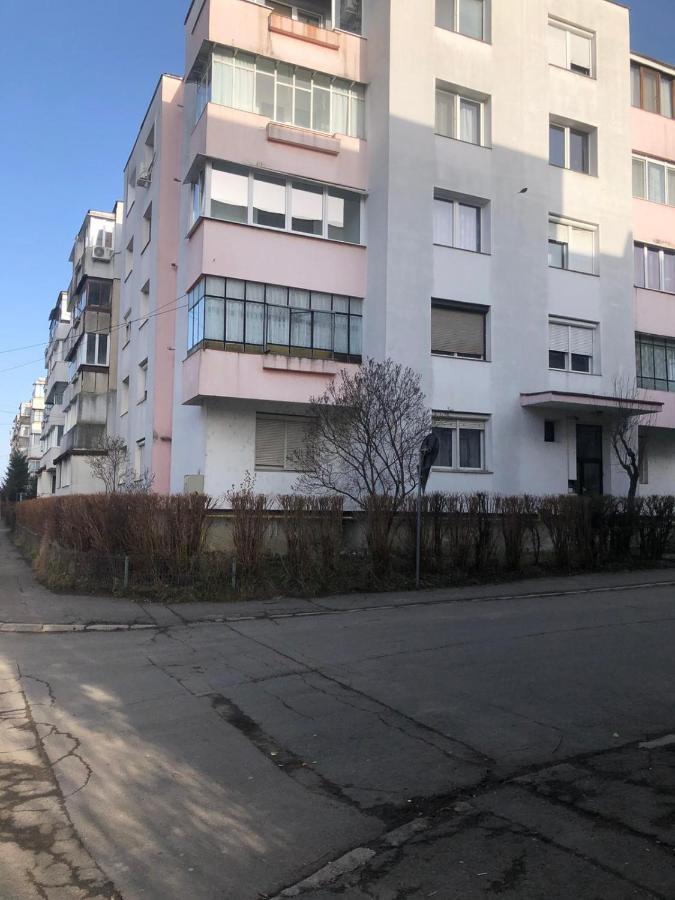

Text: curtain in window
xmin=664 ymin=253 xmax=675 ymax=293
xmin=255 ymin=59 xmax=275 ymax=118
xmin=276 ymin=64 xmax=294 ymax=123
xmin=332 ymin=85 xmax=350 ymax=135
xmin=661 ymin=76 xmax=673 ymax=118
xmin=226 ymin=299 xmax=244 ymax=343
xmin=246 ymin=302 xmax=264 ymax=345
xmin=459 ymin=429 xmax=481 ymax=469
xmin=668 ymin=170 xmax=675 ymax=206
xmin=233 ymin=53 xmax=255 ymax=111
xmin=211 ymin=168 xmax=248 ymax=223
xmin=457 ymin=204 xmax=479 ymax=251
xmin=212 ymin=53 xmax=234 ymax=106
xmin=205 ymin=297 xmax=224 ymax=340
xmin=459 ymin=98 xmax=480 ymax=143
xmin=643 ymin=69 xmax=659 ymax=113
xmin=631 ymin=65 xmax=641 ymax=107
xmin=435 ymin=90 xmax=453 ymax=137
xmin=337 ymin=0 xmax=362 ymax=34
xmin=632 ymin=159 xmax=645 ymax=198
xmin=312 ymin=81 xmax=331 ymax=132
xmin=634 ymin=245 xmax=645 ymax=288
xmin=431 ymin=427 xmax=453 ymax=467
xmin=290 ymin=310 xmax=312 ymax=347
xmin=253 ymin=174 xmax=286 ymax=228
xmin=349 ymin=317 xmax=362 ymax=357
xmin=291 ymin=182 xmax=323 ymax=235
xmin=266 ymin=306 xmax=290 ymax=346
xmin=313 ymin=312 xmax=333 ymax=350
xmin=433 ymin=199 xmax=453 ymax=246
xmin=648 ymin=163 xmax=666 ymax=203
xmin=334 ymin=315 xmax=349 ymax=354
xmin=647 ymin=248 xmax=661 ymax=289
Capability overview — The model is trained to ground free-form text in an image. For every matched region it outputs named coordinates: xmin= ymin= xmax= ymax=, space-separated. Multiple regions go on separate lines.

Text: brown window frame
xmin=633 ymin=62 xmax=675 ymax=118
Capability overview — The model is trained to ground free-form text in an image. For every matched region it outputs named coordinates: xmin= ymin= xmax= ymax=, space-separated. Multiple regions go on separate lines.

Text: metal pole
xmin=415 ymin=452 xmax=422 ymax=589
xmin=123 ymin=555 xmax=130 ymax=591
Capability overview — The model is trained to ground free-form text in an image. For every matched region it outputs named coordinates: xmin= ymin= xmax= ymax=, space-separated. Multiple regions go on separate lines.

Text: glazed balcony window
xmin=252 ymin=0 xmax=362 ymax=34
xmin=187 ymin=276 xmax=363 ymax=362
xmin=195 ymin=47 xmax=365 ymax=138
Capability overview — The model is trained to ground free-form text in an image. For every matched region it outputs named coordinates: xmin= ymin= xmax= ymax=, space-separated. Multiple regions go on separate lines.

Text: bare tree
xmin=609 ymin=377 xmax=656 ymax=502
xmin=295 ymin=358 xmax=431 ymax=512
xmin=88 ymin=435 xmax=129 ymax=494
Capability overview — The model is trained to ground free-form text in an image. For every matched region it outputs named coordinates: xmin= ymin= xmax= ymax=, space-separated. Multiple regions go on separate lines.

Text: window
xmin=544 ymin=421 xmax=556 ymax=443
xmin=191 ymin=170 xmax=205 ymax=227
xmin=125 ymin=238 xmax=134 ymax=280
xmin=434 ymin=192 xmax=485 ymax=252
xmin=639 ymin=432 xmax=649 ymax=485
xmin=204 ymin=162 xmax=363 ymax=245
xmin=631 ymin=62 xmax=674 ymax=118
xmin=435 ymin=86 xmax=486 ymax=145
xmin=134 ymin=439 xmax=145 ymax=479
xmin=632 ymin=155 xmax=675 ymax=206
xmin=126 ymin=168 xmax=136 ymax=212
xmin=81 ymin=279 xmax=112 ymax=309
xmin=548 ymin=216 xmax=597 ymax=275
xmin=187 ymin=276 xmax=362 ymax=361
xmin=138 ymin=359 xmax=148 ymax=403
xmin=431 ymin=302 xmax=487 ymax=359
xmin=431 ymin=416 xmax=487 ymax=471
xmin=634 ymin=242 xmax=675 ymax=293
xmin=549 ymin=121 xmax=591 ymax=174
xmin=549 ymin=319 xmax=597 ymax=374
xmin=255 ymin=414 xmax=312 ymax=471
xmin=197 ymin=47 xmax=365 ymax=137
xmin=548 ymin=19 xmax=594 ymax=77
xmin=142 ymin=204 xmax=152 ymax=249
xmin=78 ymin=332 xmax=109 ymax=368
xmin=123 ymin=310 xmax=131 ymax=346
xmin=636 ymin=332 xmax=675 ymax=392
xmin=120 ymin=377 xmax=129 ymax=416
xmin=436 ymin=0 xmax=487 ymax=41
xmin=140 ymin=281 xmax=150 ymax=324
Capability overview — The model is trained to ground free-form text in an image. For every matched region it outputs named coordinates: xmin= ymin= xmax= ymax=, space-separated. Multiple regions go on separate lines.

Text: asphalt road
xmin=1 ymin=529 xmax=675 ymax=898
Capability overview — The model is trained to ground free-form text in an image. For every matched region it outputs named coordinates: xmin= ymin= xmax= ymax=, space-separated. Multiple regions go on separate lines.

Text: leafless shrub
xmin=226 ymin=473 xmax=269 ymax=578
xmin=311 ymin=495 xmax=344 ymax=578
xmin=466 ymin=492 xmax=497 ymax=571
xmin=496 ymin=496 xmax=531 ymax=571
xmin=278 ymin=495 xmax=315 ymax=587
xmin=638 ymin=495 xmax=675 ymax=561
xmin=538 ymin=496 xmax=576 ymax=569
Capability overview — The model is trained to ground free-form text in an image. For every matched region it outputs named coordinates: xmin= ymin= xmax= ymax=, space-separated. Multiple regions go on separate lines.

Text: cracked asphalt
xmin=1 ymin=529 xmax=675 ymax=898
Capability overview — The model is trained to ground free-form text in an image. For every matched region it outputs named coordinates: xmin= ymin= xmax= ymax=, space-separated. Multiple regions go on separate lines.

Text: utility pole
xmin=416 ymin=433 xmax=440 ymax=589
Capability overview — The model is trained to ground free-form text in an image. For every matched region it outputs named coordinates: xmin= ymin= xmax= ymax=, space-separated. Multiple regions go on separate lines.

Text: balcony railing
xmin=58 ymin=424 xmax=106 ymax=456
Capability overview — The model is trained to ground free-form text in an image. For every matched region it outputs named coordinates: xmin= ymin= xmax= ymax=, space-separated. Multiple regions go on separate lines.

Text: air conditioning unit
xmin=93 ymin=245 xmax=113 ymax=262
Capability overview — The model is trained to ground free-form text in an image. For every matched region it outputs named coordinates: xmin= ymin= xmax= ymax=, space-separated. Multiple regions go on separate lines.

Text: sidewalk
xmin=1 ymin=526 xmax=674 ymax=630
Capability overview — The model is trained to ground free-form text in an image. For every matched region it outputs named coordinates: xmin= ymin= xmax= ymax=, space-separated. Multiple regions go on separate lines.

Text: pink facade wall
xmin=183 ymin=349 xmax=357 ymax=405
xmin=151 ymin=78 xmax=184 ymax=492
xmin=632 ymin=101 xmax=675 ymax=430
xmin=190 ymin=105 xmax=368 ymax=191
xmin=186 ymin=0 xmax=366 ymax=84
xmin=184 ymin=218 xmax=366 ymax=296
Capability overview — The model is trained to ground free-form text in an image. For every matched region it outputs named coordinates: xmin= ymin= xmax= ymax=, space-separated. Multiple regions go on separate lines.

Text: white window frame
xmin=634 ymin=242 xmax=675 ymax=293
xmin=139 ymin=281 xmax=150 ymax=326
xmin=549 ymin=121 xmax=592 ymax=174
xmin=120 ymin=377 xmax=129 ymax=417
xmin=78 ymin=332 xmax=109 ymax=369
xmin=435 ymin=85 xmax=487 ymax=146
xmin=435 ymin=0 xmax=488 ymax=42
xmin=203 ymin=162 xmax=365 ymax=245
xmin=548 ymin=215 xmax=598 ymax=275
xmin=632 ymin=154 xmax=675 ymax=206
xmin=197 ymin=47 xmax=366 ymax=138
xmin=548 ymin=317 xmax=598 ymax=375
xmin=125 ymin=238 xmax=134 ymax=281
xmin=431 ymin=415 xmax=489 ymax=472
xmin=142 ymin=204 xmax=152 ymax=250
xmin=134 ymin=439 xmax=145 ymax=480
xmin=433 ymin=191 xmax=487 ymax=253
xmin=548 ymin=18 xmax=595 ymax=78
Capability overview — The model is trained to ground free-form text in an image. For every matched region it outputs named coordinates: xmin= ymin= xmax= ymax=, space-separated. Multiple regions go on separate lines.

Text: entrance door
xmin=576 ymin=424 xmax=603 ymax=495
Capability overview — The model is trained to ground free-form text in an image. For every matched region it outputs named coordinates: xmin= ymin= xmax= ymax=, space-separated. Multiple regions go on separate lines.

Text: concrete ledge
xmin=266 ymin=121 xmax=341 ymax=155
xmin=268 ymin=13 xmax=340 ymax=49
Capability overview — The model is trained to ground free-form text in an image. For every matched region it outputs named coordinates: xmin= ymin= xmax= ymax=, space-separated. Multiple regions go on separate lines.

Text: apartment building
xmin=631 ymin=52 xmax=675 ymax=492
xmin=54 ymin=205 xmax=123 ymax=494
xmin=162 ymin=0 xmax=666 ymax=499
xmin=37 ymin=292 xmax=71 ymax=496
xmin=115 ymin=75 xmax=182 ymax=492
xmin=25 ymin=378 xmax=47 ymax=478
xmin=10 ymin=402 xmax=32 ymax=459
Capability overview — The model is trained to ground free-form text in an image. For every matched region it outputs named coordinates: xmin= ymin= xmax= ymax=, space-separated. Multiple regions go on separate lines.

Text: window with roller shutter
xmin=549 ymin=318 xmax=596 ymax=373
xmin=431 ymin=302 xmax=487 ymax=359
xmin=255 ymin=414 xmax=312 ymax=471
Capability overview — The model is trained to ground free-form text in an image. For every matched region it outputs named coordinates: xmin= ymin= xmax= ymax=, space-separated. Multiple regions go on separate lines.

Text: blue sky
xmin=0 ymin=0 xmax=672 ymax=477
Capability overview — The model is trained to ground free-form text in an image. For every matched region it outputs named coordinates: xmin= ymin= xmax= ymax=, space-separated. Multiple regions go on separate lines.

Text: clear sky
xmin=0 ymin=0 xmax=672 ymax=477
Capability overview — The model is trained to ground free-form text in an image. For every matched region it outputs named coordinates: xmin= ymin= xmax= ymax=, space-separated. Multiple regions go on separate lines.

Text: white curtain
xmin=435 ymin=90 xmax=453 ymax=138
xmin=459 ymin=0 xmax=483 ymax=39
xmin=457 ymin=204 xmax=479 ymax=251
xmin=433 ymin=199 xmax=453 ymax=246
xmin=226 ymin=300 xmax=244 ymax=343
xmin=459 ymin=99 xmax=479 ymax=144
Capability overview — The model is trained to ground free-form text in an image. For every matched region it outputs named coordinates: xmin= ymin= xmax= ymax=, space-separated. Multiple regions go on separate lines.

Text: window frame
xmin=435 ymin=85 xmax=487 ymax=146
xmin=197 ymin=161 xmax=364 ymax=246
xmin=548 ymin=215 xmax=598 ymax=275
xmin=435 ymin=0 xmax=488 ymax=43
xmin=636 ymin=332 xmax=675 ymax=393
xmin=548 ymin=317 xmax=598 ymax=375
xmin=196 ymin=46 xmax=366 ymax=138
xmin=430 ymin=300 xmax=488 ymax=360
xmin=548 ymin=18 xmax=595 ymax=78
xmin=634 ymin=242 xmax=675 ymax=294
xmin=631 ymin=62 xmax=675 ymax=118
xmin=548 ymin=120 xmax=592 ymax=174
xmin=430 ymin=415 xmax=488 ymax=472
xmin=254 ymin=412 xmax=313 ymax=472
xmin=433 ymin=192 xmax=487 ymax=253
xmin=632 ymin=154 xmax=675 ymax=206
xmin=137 ymin=359 xmax=148 ymax=404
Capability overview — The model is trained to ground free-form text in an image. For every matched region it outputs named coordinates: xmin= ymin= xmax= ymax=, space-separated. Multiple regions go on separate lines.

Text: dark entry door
xmin=576 ymin=424 xmax=603 ymax=495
